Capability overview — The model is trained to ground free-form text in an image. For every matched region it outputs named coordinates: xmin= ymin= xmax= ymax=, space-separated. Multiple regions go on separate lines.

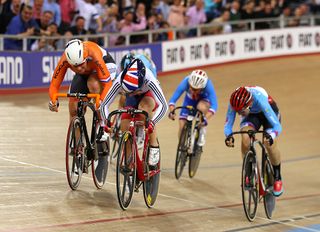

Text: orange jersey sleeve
xmin=85 ymin=41 xmax=112 ymax=100
xmin=48 ymin=53 xmax=70 ymax=102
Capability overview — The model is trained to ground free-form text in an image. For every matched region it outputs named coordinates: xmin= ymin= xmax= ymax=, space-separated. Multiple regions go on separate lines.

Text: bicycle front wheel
xmin=189 ymin=128 xmax=202 ymax=178
xmin=116 ymin=131 xmax=136 ymax=210
xmin=241 ymin=150 xmax=258 ymax=222
xmin=175 ymin=124 xmax=188 ymax=179
xmin=92 ymin=138 xmax=110 ymax=189
xmin=143 ymin=143 xmax=161 ymax=208
xmin=65 ymin=116 xmax=85 ymax=190
xmin=262 ymin=153 xmax=275 ymax=219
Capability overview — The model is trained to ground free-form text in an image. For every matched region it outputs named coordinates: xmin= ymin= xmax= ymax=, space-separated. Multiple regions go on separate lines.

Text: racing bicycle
xmin=107 ymin=108 xmax=161 ymax=210
xmin=53 ymin=93 xmax=110 ymax=190
xmin=226 ymin=130 xmax=276 ymax=222
xmin=171 ymin=106 xmax=205 ymax=179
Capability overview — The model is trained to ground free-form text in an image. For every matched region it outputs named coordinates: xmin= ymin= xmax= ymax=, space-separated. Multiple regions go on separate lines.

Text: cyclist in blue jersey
xmin=224 ymin=86 xmax=283 ymax=197
xmin=168 ymin=69 xmax=218 ymax=147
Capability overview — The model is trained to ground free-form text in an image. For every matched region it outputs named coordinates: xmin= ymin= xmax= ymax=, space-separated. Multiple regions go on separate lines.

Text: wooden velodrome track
xmin=0 ymin=55 xmax=320 ymax=232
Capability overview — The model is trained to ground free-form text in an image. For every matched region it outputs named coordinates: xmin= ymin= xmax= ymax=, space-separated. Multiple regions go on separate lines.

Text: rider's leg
xmin=87 ymin=74 xmax=101 ymax=94
xmin=178 ymin=119 xmax=187 ymax=138
xmin=196 ymin=100 xmax=210 ymax=146
xmin=139 ymin=95 xmax=157 ymax=146
xmin=240 ymin=126 xmax=256 ymax=159
xmin=139 ymin=95 xmax=159 ymax=166
xmin=265 ymin=138 xmax=283 ymax=196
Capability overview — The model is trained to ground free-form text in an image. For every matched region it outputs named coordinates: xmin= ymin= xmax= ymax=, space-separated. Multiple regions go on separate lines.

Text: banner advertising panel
xmin=0 ymin=43 xmax=161 ymax=91
xmin=162 ymin=27 xmax=320 ymax=71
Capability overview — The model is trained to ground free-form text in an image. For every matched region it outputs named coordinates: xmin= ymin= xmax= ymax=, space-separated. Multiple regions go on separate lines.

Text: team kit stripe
xmin=149 ymin=82 xmax=167 ymax=124
xmin=101 ymin=83 xmax=121 ymax=120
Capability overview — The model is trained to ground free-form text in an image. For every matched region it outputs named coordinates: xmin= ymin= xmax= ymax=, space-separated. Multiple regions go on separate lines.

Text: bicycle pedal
xmin=134 ymin=181 xmax=142 ymax=192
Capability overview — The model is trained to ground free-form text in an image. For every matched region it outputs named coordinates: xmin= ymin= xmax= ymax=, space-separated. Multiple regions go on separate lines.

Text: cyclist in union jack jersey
xmin=224 ymin=86 xmax=283 ymax=197
xmin=100 ymin=58 xmax=168 ymax=167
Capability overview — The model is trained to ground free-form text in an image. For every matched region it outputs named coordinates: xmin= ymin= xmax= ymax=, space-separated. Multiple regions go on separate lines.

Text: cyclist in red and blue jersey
xmin=100 ymin=58 xmax=167 ymax=167
xmin=224 ymin=86 xmax=283 ymax=197
xmin=168 ymin=70 xmax=218 ymax=147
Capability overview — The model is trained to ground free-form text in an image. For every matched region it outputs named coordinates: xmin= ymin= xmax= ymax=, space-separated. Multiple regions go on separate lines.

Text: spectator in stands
xmin=310 ymin=0 xmax=320 ymax=14
xmin=55 ymin=30 xmax=73 ymax=50
xmin=0 ymin=0 xmax=21 ymax=34
xmin=241 ymin=0 xmax=258 ymax=30
xmin=4 ymin=3 xmax=40 ymax=50
xmin=43 ymin=0 xmax=61 ymax=26
xmin=287 ymin=4 xmax=311 ymax=27
xmin=153 ymin=0 xmax=170 ymax=21
xmin=203 ymin=0 xmax=220 ymax=22
xmin=59 ymin=0 xmax=76 ymax=34
xmin=255 ymin=2 xmax=276 ymax=29
xmin=94 ymin=0 xmax=108 ymax=27
xmin=102 ymin=3 xmax=119 ymax=46
xmin=156 ymin=20 xmax=172 ymax=41
xmin=168 ymin=0 xmax=186 ymax=28
xmin=75 ymin=0 xmax=102 ymax=33
xmin=31 ymin=36 xmax=55 ymax=51
xmin=229 ymin=0 xmax=243 ymax=31
xmin=69 ymin=15 xmax=88 ymax=36
xmin=208 ymin=9 xmax=232 ymax=34
xmin=117 ymin=8 xmax=146 ymax=44
xmin=46 ymin=22 xmax=61 ymax=49
xmin=32 ymin=0 xmax=44 ymax=21
xmin=185 ymin=0 xmax=207 ymax=37
xmin=36 ymin=10 xmax=54 ymax=31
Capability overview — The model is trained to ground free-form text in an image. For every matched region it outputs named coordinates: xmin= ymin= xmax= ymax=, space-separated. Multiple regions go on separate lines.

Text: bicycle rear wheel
xmin=175 ymin=124 xmax=188 ymax=179
xmin=262 ymin=153 xmax=275 ymax=219
xmin=116 ymin=131 xmax=136 ymax=210
xmin=143 ymin=144 xmax=161 ymax=208
xmin=65 ymin=116 xmax=85 ymax=190
xmin=189 ymin=128 xmax=202 ymax=178
xmin=92 ymin=138 xmax=110 ymax=189
xmin=241 ymin=150 xmax=258 ymax=222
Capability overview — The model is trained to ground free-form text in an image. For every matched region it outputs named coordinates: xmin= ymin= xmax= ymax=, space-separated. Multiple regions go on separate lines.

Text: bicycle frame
xmin=54 ymin=93 xmax=100 ymax=159
xmin=54 ymin=93 xmax=109 ymax=190
xmin=231 ymin=130 xmax=272 ymax=197
xmin=107 ymin=108 xmax=160 ymax=182
xmin=227 ymin=130 xmax=275 ymax=221
xmin=172 ymin=106 xmax=204 ymax=155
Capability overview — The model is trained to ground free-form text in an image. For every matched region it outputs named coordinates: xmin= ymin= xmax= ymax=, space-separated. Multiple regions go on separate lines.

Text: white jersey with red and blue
xmin=169 ymin=76 xmax=218 ymax=116
xmin=100 ymin=68 xmax=167 ymax=124
xmin=224 ymin=86 xmax=282 ymax=139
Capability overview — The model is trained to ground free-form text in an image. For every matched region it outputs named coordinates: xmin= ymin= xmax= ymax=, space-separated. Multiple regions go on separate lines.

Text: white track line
xmin=0 ymin=156 xmax=318 ymax=231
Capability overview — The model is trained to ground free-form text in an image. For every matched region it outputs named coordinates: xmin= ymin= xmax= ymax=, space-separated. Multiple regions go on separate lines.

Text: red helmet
xmin=230 ymin=87 xmax=252 ymax=111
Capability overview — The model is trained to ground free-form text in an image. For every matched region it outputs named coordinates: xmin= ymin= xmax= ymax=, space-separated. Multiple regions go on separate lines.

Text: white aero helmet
xmin=188 ymin=69 xmax=208 ymax=89
xmin=65 ymin=39 xmax=85 ymax=66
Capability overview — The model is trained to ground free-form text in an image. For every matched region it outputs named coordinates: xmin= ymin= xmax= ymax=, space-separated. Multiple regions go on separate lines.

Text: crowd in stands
xmin=0 ymin=0 xmax=319 ymax=51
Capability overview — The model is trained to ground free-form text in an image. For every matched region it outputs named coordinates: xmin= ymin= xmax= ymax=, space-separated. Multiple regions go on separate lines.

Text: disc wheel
xmin=92 ymin=138 xmax=110 ymax=189
xmin=143 ymin=143 xmax=161 ymax=208
xmin=263 ymin=155 xmax=276 ymax=219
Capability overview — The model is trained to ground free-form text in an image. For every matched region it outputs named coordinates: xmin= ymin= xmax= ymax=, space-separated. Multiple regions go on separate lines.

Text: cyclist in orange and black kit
xmin=48 ymin=39 xmax=117 ymax=130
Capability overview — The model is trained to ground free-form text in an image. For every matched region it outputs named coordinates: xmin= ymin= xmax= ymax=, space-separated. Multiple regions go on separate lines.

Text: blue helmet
xmin=120 ymin=52 xmax=135 ymax=71
xmin=120 ymin=58 xmax=146 ymax=93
